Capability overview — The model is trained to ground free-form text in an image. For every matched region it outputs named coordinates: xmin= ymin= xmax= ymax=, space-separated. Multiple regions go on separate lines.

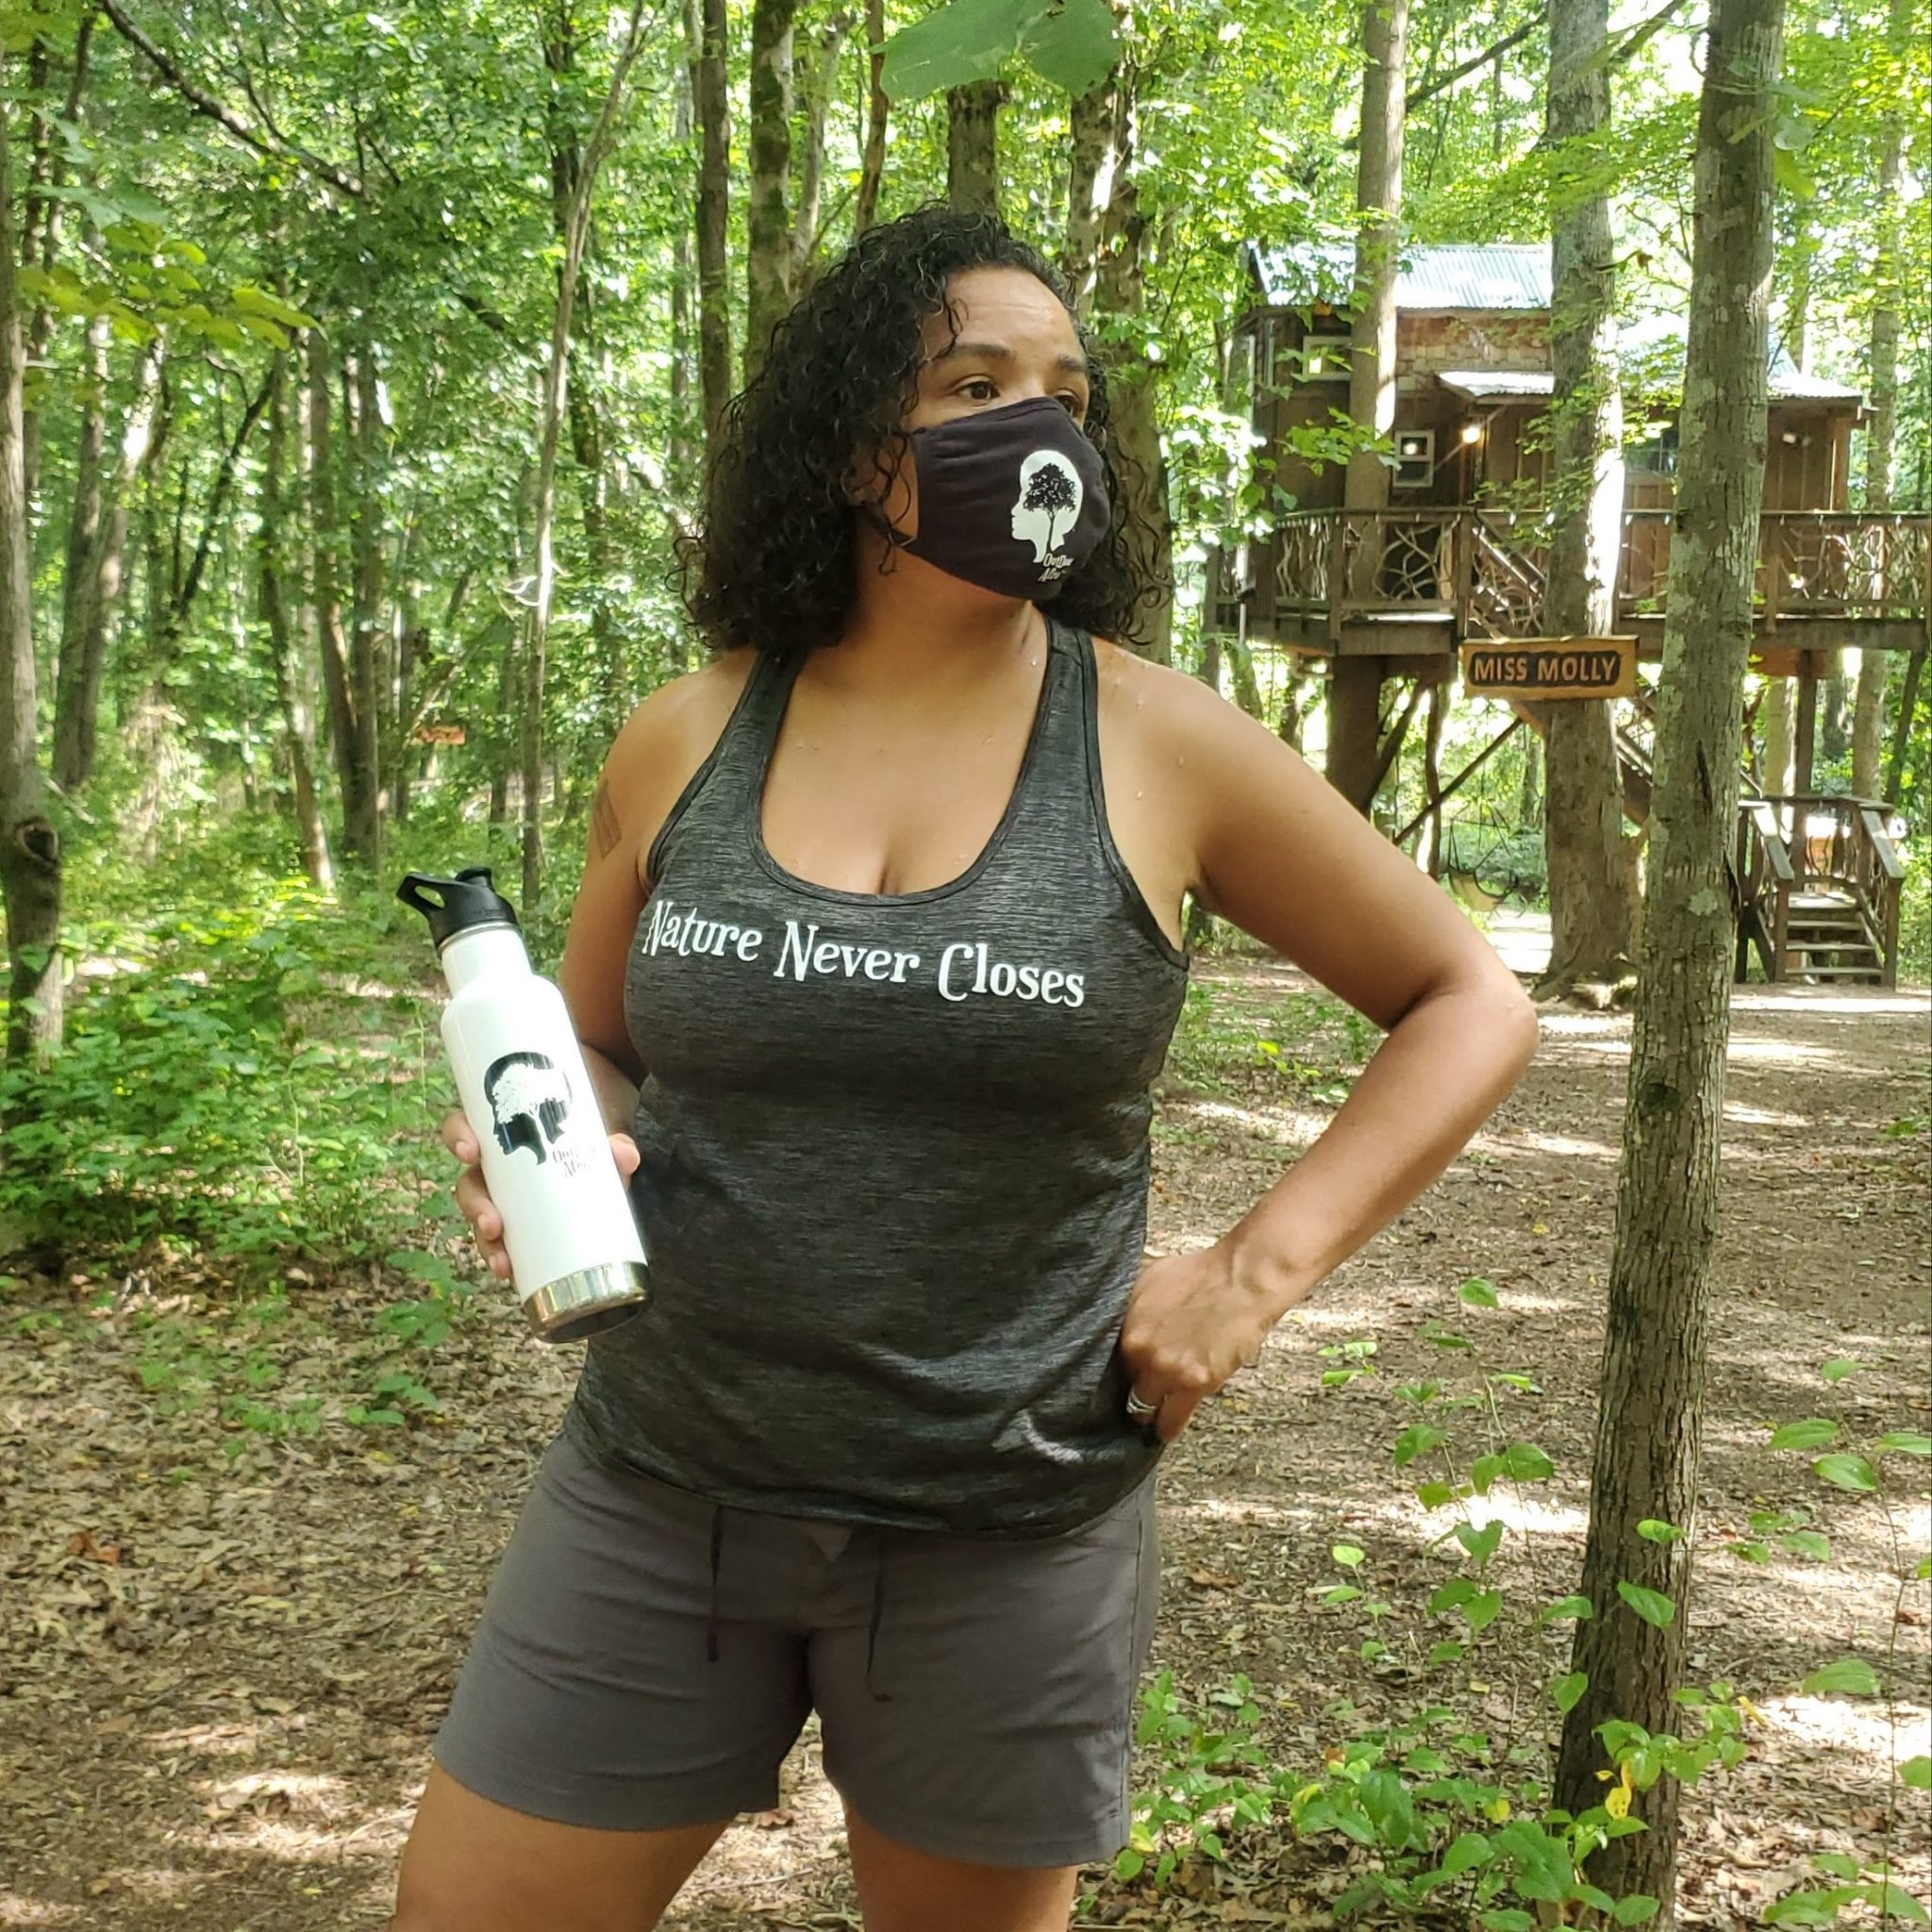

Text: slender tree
xmin=0 ymin=66 xmax=63 ymax=1066
xmin=946 ymin=81 xmax=1003 ymax=213
xmin=1328 ymin=0 xmax=1409 ymax=812
xmin=855 ymin=0 xmax=890 ymax=233
xmin=1553 ymin=0 xmax=1785 ymax=1915
xmin=693 ymin=0 xmax=733 ymax=441
xmin=1538 ymin=0 xmax=1636 ymax=999
xmin=745 ymin=0 xmax=799 ymax=376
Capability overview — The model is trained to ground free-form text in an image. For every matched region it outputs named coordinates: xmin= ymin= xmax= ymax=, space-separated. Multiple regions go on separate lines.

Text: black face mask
xmin=893 ymin=396 xmax=1110 ymax=601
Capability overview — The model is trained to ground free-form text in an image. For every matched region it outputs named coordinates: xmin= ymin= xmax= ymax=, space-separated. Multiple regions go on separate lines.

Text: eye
xmin=958 ymin=376 xmax=999 ymax=402
xmin=1057 ymin=392 xmax=1088 ymax=419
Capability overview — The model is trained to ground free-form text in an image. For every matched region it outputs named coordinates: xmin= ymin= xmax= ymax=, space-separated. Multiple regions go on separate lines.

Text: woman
xmin=392 ymin=207 xmax=1538 ymax=1932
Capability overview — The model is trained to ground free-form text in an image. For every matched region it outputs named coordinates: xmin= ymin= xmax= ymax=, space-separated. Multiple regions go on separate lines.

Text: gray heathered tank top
xmin=565 ymin=618 xmax=1191 ymax=1536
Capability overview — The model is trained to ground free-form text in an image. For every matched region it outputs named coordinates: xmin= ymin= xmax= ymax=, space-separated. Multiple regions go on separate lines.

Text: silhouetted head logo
xmin=482 ymin=1051 xmax=572 ymax=1165
xmin=1010 ymin=451 xmax=1084 ymax=577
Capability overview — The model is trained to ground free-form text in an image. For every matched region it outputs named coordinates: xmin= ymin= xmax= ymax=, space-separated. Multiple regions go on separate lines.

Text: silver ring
xmin=1124 ymin=1391 xmax=1159 ymax=1421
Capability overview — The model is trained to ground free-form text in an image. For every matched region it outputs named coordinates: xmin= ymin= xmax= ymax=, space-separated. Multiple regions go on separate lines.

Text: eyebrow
xmin=932 ymin=339 xmax=1090 ymax=378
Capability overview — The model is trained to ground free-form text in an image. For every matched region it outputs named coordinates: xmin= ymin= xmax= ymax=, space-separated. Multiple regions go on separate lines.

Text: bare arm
xmin=1109 ymin=657 xmax=1540 ymax=1436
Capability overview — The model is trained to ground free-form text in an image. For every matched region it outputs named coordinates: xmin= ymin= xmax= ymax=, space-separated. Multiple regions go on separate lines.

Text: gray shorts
xmin=432 ymin=1431 xmax=1160 ymax=1869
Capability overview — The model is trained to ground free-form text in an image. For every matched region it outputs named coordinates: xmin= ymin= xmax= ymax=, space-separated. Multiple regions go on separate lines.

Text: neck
xmin=823 ymin=523 xmax=1045 ymax=693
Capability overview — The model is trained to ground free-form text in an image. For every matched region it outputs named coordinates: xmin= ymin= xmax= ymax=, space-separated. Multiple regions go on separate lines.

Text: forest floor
xmin=3 ymin=960 xmax=1928 ymax=1931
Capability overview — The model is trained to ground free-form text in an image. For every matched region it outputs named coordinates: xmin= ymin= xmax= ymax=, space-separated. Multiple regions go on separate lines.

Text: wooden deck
xmin=1224 ymin=509 xmax=1932 ymax=658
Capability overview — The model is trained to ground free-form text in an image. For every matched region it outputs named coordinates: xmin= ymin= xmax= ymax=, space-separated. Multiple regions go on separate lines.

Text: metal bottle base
xmin=524 ymin=1261 xmax=650 ymax=1343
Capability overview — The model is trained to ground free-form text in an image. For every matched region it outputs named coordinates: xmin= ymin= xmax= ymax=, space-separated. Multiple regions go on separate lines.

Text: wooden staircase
xmin=1735 ymin=796 xmax=1905 ymax=987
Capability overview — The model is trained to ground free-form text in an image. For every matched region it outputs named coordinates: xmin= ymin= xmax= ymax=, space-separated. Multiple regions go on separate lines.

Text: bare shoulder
xmin=1091 ymin=635 xmax=1287 ymax=770
xmin=600 ymin=649 xmax=758 ymax=886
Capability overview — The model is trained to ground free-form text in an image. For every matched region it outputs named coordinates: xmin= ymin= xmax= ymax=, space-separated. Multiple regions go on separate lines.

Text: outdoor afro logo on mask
xmin=899 ymin=396 xmax=1109 ymax=601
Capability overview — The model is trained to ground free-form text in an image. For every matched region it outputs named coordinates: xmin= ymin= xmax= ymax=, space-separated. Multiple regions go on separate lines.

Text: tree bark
xmin=791 ymin=11 xmax=851 ymax=289
xmin=0 ymin=70 xmax=62 ymax=1067
xmin=1328 ymin=0 xmax=1408 ymax=811
xmin=693 ymin=0 xmax=733 ymax=443
xmin=308 ymin=328 xmax=375 ymax=858
xmin=259 ymin=353 xmax=332 ymax=891
xmin=521 ymin=0 xmax=649 ymax=913
xmin=855 ymin=0 xmax=889 ymax=234
xmin=671 ymin=17 xmax=699 ymax=501
xmin=1537 ymin=0 xmax=1634 ymax=998
xmin=745 ymin=0 xmax=798 ymax=380
xmin=1757 ymin=674 xmax=1792 ymax=793
xmin=1552 ymin=0 xmax=1783 ymax=1916
xmin=1063 ymin=77 xmax=1117 ymax=316
xmin=348 ymin=341 xmax=387 ymax=861
xmin=946 ymin=82 xmax=1003 ymax=215
xmin=54 ymin=309 xmax=108 ymax=789
xmin=1853 ymin=0 xmax=1906 ymax=800
xmin=1093 ymin=66 xmax=1173 ymax=665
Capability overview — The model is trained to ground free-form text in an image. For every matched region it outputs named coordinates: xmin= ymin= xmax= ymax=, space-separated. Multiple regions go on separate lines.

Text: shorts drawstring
xmin=865 ymin=1539 xmax=893 ymax=1702
xmin=707 ymin=1505 xmax=725 ymax=1664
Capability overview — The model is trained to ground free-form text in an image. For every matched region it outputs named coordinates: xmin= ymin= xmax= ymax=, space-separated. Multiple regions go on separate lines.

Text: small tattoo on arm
xmin=591 ymin=780 xmax=624 ymax=860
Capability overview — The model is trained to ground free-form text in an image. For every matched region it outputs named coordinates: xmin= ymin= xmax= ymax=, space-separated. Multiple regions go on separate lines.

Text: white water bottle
xmin=398 ymin=867 xmax=649 ymax=1342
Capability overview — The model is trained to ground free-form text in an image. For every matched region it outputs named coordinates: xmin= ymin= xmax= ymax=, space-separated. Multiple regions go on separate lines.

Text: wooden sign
xmin=1459 ymin=637 xmax=1638 ymax=701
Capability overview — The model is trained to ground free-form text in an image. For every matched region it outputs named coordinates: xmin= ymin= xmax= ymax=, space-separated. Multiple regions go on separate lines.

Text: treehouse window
xmin=1301 ymin=333 xmax=1352 ymax=380
xmin=1392 ymin=429 xmax=1436 ymax=490
xmin=1629 ymin=425 xmax=1679 ymax=476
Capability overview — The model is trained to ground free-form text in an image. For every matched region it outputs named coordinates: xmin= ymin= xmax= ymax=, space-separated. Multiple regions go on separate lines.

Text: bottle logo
xmin=483 ymin=1051 xmax=575 ymax=1166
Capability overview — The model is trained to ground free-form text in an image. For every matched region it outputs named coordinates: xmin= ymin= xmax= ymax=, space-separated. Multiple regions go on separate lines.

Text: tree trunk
xmin=521 ymin=1 xmax=649 ymax=914
xmin=791 ymin=11 xmax=850 ymax=290
xmin=670 ymin=29 xmax=699 ymax=509
xmin=694 ymin=0 xmax=733 ymax=443
xmin=54 ymin=309 xmax=108 ymax=789
xmin=308 ymin=329 xmax=374 ymax=858
xmin=1757 ymin=674 xmax=1792 ymax=793
xmin=348 ymin=342 xmax=387 ymax=861
xmin=1552 ymin=2 xmax=1784 ymax=1918
xmin=745 ymin=0 xmax=798 ymax=380
xmin=0 ymin=71 xmax=62 ymax=1067
xmin=855 ymin=0 xmax=889 ymax=234
xmin=1328 ymin=0 xmax=1407 ymax=812
xmin=946 ymin=82 xmax=1003 ymax=215
xmin=1537 ymin=0 xmax=1634 ymax=998
xmin=1063 ymin=77 xmax=1117 ymax=315
xmin=1854 ymin=0 xmax=1905 ymax=800
xmin=1093 ymin=65 xmax=1172 ymax=664
xmin=259 ymin=353 xmax=332 ymax=891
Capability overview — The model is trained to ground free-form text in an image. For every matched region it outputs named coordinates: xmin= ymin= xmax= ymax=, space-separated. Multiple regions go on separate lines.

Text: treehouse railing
xmin=1733 ymin=793 xmax=1904 ymax=988
xmin=1262 ymin=508 xmax=1932 ymax=639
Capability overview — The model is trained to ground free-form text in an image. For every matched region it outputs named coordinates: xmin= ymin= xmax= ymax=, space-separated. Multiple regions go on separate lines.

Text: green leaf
xmin=1612 ymin=1895 xmax=1662 ymax=1925
xmin=1900 ymin=1756 xmax=1932 ymax=1790
xmin=1819 ymin=1357 xmax=1863 ymax=1384
xmin=1875 ymin=1431 xmax=1932 ymax=1457
xmin=1113 ymin=1847 xmax=1144 ymax=1880
xmin=1458 ymin=1277 xmax=1500 ymax=1307
xmin=1472 ymin=1452 xmax=1506 ymax=1493
xmin=1801 ymin=1657 xmax=1879 ymax=1697
xmin=1455 ymin=1520 xmax=1505 ymax=1567
xmin=1616 ymin=1581 xmax=1675 ymax=1627
xmin=1492 ymin=1818 xmax=1575 ymax=1902
xmin=1431 ymin=1577 xmax=1477 ymax=1613
xmin=1768 ymin=1418 xmax=1837 ymax=1452
xmin=1812 ymin=1453 xmax=1878 ymax=1491
xmin=1637 ymin=1519 xmax=1684 ymax=1543
xmin=1416 ymin=1480 xmax=1458 ymax=1509
xmin=1481 ymin=1914 xmax=1534 ymax=1932
xmin=1552 ymin=1672 xmax=1589 ymax=1714
xmin=1812 ymin=1855 xmax=1863 ymax=1881
xmin=1016 ymin=0 xmax=1118 ymax=95
xmin=881 ymin=0 xmax=1035 ymax=100
xmin=1332 ymin=1543 xmax=1366 ymax=1569
xmin=1541 ymin=1593 xmax=1593 ymax=1624
xmin=1858 ymin=1883 xmax=1930 ymax=1924
xmin=1394 ymin=1424 xmax=1449 ymax=1467
xmin=1441 ymin=1830 xmax=1492 ymax=1876
xmin=1502 ymin=1441 xmax=1555 ymax=1481
xmin=229 ymin=283 xmax=319 ymax=330
xmin=1776 ymin=1530 xmax=1831 ymax=1561
xmin=1465 ymin=1589 xmax=1505 ymax=1633
xmin=1426 ymin=1640 xmax=1465 ymax=1666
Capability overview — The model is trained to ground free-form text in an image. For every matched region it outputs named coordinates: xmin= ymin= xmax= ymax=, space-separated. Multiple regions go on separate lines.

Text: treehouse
xmin=1211 ymin=242 xmax=1927 ymax=987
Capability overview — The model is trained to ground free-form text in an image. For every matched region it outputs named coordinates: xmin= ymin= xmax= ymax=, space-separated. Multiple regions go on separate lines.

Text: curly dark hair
xmin=682 ymin=205 xmax=1161 ymax=656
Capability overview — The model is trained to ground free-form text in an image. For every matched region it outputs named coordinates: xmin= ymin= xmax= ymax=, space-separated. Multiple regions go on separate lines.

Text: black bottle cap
xmin=395 ymin=867 xmax=521 ymax=952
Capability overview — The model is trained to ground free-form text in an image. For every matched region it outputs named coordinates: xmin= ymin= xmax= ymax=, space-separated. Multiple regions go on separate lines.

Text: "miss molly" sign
xmin=1459 ymin=638 xmax=1638 ymax=701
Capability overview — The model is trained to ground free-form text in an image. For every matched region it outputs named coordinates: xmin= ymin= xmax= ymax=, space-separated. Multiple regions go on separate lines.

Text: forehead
xmin=920 ymin=267 xmax=1084 ymax=363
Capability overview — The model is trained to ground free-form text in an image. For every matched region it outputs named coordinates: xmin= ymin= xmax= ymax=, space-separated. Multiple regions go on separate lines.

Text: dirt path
xmin=3 ymin=970 xmax=1926 ymax=1930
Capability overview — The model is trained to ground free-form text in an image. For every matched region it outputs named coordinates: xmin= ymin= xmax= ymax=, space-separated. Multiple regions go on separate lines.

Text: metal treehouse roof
xmin=1249 ymin=242 xmax=1554 ymax=312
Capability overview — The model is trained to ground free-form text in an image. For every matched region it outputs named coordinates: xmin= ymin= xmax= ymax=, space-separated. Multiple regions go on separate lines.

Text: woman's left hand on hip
xmin=1116 ymin=1245 xmax=1277 ymax=1444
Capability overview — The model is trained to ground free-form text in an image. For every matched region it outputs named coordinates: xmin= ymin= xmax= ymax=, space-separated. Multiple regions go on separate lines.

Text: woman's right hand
xmin=441 ymin=1108 xmax=642 ymax=1283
